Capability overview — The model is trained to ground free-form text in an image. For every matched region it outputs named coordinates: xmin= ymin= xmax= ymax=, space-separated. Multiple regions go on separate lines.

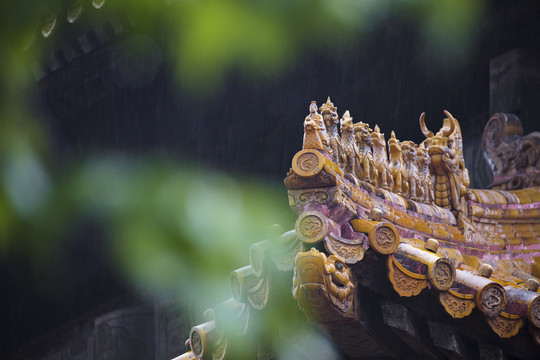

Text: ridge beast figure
xmin=354 ymin=121 xmax=376 ymax=183
xmin=339 ymin=111 xmax=360 ymax=177
xmin=370 ymin=125 xmax=393 ymax=191
xmin=416 ymin=143 xmax=434 ymax=204
xmin=420 ymin=111 xmax=468 ymax=211
xmin=401 ymin=140 xmax=420 ymax=201
xmin=388 ymin=131 xmax=408 ymax=196
xmin=320 ymin=97 xmax=341 ymax=165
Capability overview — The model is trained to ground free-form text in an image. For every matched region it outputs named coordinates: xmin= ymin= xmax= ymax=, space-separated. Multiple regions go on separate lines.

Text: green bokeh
xmin=0 ymin=0 xmax=485 ymax=356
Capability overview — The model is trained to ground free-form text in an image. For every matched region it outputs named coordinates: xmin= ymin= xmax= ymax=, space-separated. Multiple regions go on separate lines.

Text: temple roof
xmin=174 ymin=101 xmax=540 ymax=359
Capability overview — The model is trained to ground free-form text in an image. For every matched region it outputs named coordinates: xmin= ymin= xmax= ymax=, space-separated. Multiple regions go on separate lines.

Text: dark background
xmin=2 ymin=0 xmax=540 ymax=356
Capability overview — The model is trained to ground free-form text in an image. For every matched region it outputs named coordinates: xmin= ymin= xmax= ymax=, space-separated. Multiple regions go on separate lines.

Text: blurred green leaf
xmin=0 ymin=0 xmax=486 ymax=355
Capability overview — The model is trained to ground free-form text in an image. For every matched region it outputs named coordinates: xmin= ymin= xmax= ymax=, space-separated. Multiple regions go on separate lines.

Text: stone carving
xmin=176 ymin=229 xmax=302 ymax=360
xmin=516 ymin=136 xmax=540 ymax=170
xmin=324 ymin=231 xmax=367 ymax=264
xmin=439 ymin=291 xmax=475 ymax=318
xmin=428 ymin=258 xmax=455 ymax=291
xmin=462 ymin=217 xmax=482 ymax=246
xmin=297 ymin=152 xmax=320 ymax=173
xmin=284 ymin=99 xmax=540 ymax=346
xmin=331 ymin=187 xmax=357 ymax=216
xmin=295 ymin=211 xmax=331 ymax=244
xmin=420 ymin=111 xmax=468 ymax=211
xmin=483 ymin=287 xmax=503 ymax=309
xmin=387 ymin=256 xmax=428 ymax=297
xmin=298 ymin=214 xmax=324 ymax=239
xmin=487 ymin=313 xmax=523 ymax=338
xmin=291 ymin=149 xmax=328 ymax=178
xmin=190 ymin=331 xmax=203 ymax=356
xmin=416 ymin=143 xmax=434 ymax=204
xmin=530 ymin=299 xmax=540 ymax=328
xmin=351 ymin=219 xmax=400 ymax=255
xmin=189 ymin=320 xmax=227 ymax=360
xmin=374 ymin=226 xmax=396 ymax=252
xmin=392 ymin=269 xmax=417 ymax=292
xmin=389 ymin=243 xmax=456 ymax=294
xmin=296 ymin=101 xmax=473 ymax=214
xmin=482 ymin=287 xmax=503 ymax=310
xmin=391 ymin=264 xmax=425 ymax=295
xmin=401 ymin=141 xmax=419 ymax=201
xmin=433 ymin=264 xmax=452 ymax=285
xmin=354 ymin=121 xmax=376 ymax=183
xmin=247 ymin=277 xmax=270 ymax=311
xmin=482 ymin=112 xmax=540 ymax=190
xmin=233 ymin=232 xmax=302 ymax=311
xmin=320 ymin=97 xmax=342 ymax=164
xmin=249 ymin=242 xmax=266 ymax=277
xmin=452 ymin=117 xmax=470 ymax=213
xmin=284 ymin=166 xmax=336 ymax=190
xmin=230 ymin=265 xmax=258 ymax=303
xmin=270 ymin=232 xmax=303 ymax=272
xmin=478 ymin=284 xmax=507 ymax=317
xmin=388 ymin=131 xmax=408 ymax=196
xmin=324 ymin=238 xmax=365 ymax=264
xmin=293 ymin=248 xmax=355 ymax=320
xmin=289 ymin=189 xmax=331 ymax=206
xmin=370 ymin=125 xmax=393 ymax=190
xmin=212 ymin=339 xmax=227 ymax=360
xmin=340 ymin=111 xmax=361 ymax=177
xmin=303 ymin=101 xmax=331 ymax=153
xmin=296 ymin=101 xmax=470 ymax=212
xmin=169 ymin=99 xmax=540 ymax=360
